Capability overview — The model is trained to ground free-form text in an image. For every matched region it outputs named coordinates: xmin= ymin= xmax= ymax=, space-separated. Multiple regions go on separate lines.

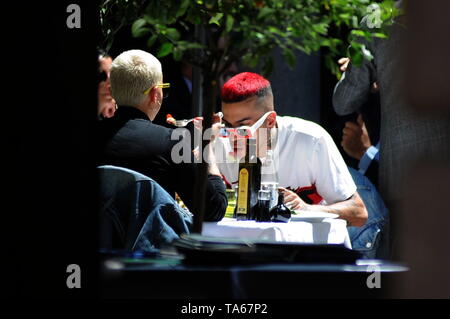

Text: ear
xmin=149 ymin=87 xmax=159 ymax=104
xmin=267 ymin=111 xmax=277 ymax=128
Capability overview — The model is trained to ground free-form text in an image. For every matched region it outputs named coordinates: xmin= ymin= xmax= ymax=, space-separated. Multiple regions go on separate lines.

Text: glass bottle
xmin=261 ymin=149 xmax=279 ymax=210
xmin=269 ymin=191 xmax=291 ymax=223
xmin=255 ymin=189 xmax=271 ymax=222
xmin=236 ymin=138 xmax=261 ymax=220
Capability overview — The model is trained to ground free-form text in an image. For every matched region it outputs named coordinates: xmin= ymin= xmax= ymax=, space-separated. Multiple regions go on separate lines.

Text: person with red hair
xmin=217 ymin=72 xmax=368 ymax=227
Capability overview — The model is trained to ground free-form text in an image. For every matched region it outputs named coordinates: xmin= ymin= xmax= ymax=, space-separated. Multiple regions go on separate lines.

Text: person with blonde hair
xmin=97 ymin=50 xmax=227 ymax=221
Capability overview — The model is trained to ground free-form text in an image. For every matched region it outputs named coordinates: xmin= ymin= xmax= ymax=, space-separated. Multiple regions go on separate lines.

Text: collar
xmin=115 ymin=106 xmax=151 ymax=121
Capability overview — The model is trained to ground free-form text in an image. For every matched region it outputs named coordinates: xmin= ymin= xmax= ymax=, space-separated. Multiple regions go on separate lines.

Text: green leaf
xmin=157 ymin=42 xmax=174 ymax=58
xmin=348 ymin=43 xmax=363 ymax=66
xmin=209 ymin=13 xmax=223 ymax=26
xmin=283 ymin=48 xmax=296 ymax=68
xmin=351 ymin=30 xmax=366 ymax=38
xmin=225 ymin=15 xmax=234 ymax=33
xmin=372 ymin=32 xmax=388 ymax=39
xmin=165 ymin=28 xmax=181 ymax=41
xmin=131 ymin=18 xmax=150 ymax=38
xmin=242 ymin=53 xmax=259 ymax=68
xmin=351 ymin=29 xmax=374 ymax=42
xmin=351 ymin=16 xmax=359 ymax=29
xmin=257 ymin=7 xmax=274 ymax=20
xmin=338 ymin=13 xmax=351 ymax=20
xmin=254 ymin=32 xmax=264 ymax=39
xmin=268 ymin=26 xmax=280 ymax=34
xmin=262 ymin=57 xmax=274 ymax=77
xmin=143 ymin=14 xmax=157 ymax=25
xmin=184 ymin=42 xmax=204 ymax=50
xmin=312 ymin=23 xmax=328 ymax=35
xmin=173 ymin=48 xmax=183 ymax=61
xmin=176 ymin=0 xmax=190 ymax=18
xmin=146 ymin=34 xmax=158 ymax=48
xmin=205 ymin=0 xmax=216 ymax=10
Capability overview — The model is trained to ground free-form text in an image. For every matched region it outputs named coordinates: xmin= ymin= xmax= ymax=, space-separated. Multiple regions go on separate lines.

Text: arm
xmin=286 ymin=125 xmax=368 ymax=227
xmin=174 ymin=162 xmax=227 ymax=222
xmin=358 ymin=143 xmax=379 ymax=175
xmin=282 ymin=188 xmax=368 ymax=227
xmin=340 ymin=115 xmax=380 ymax=186
xmin=173 ymin=122 xmax=228 ymax=222
xmin=358 ymin=143 xmax=380 ymax=188
xmin=332 ymin=41 xmax=377 ymax=116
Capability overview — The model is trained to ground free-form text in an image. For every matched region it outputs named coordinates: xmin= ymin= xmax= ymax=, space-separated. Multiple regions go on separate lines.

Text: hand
xmin=192 ymin=116 xmax=204 ymax=131
xmin=210 ymin=122 xmax=225 ymax=142
xmin=371 ymin=81 xmax=379 ymax=93
xmin=341 ymin=114 xmax=372 ymax=160
xmin=338 ymin=57 xmax=350 ymax=72
xmin=279 ymin=187 xmax=308 ymax=211
xmin=212 ymin=111 xmax=223 ymax=124
xmin=193 ymin=112 xmax=222 ymax=130
xmin=194 ymin=113 xmax=224 ymax=142
xmin=99 ymin=102 xmax=116 ymax=118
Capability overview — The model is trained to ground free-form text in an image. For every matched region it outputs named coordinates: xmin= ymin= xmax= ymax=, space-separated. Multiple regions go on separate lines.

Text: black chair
xmin=98 ymin=165 xmax=192 ymax=253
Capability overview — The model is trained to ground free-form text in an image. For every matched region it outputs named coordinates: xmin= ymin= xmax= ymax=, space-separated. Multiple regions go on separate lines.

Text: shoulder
xmin=121 ymin=118 xmax=173 ymax=138
xmin=102 ymin=117 xmax=178 ymax=153
xmin=277 ymin=116 xmax=330 ymax=141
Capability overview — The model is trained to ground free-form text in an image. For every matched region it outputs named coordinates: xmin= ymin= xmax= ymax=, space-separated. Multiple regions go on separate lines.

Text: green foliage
xmin=100 ymin=0 xmax=400 ymax=81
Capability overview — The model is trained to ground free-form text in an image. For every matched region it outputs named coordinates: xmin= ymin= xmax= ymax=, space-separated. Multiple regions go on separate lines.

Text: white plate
xmin=290 ymin=211 xmax=339 ymax=222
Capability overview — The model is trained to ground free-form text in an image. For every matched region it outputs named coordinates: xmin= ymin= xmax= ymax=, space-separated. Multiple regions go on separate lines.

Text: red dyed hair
xmin=221 ymin=72 xmax=271 ymax=103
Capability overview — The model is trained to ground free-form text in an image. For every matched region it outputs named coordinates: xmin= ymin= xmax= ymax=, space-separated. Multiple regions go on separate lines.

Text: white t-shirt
xmin=216 ymin=116 xmax=356 ymax=205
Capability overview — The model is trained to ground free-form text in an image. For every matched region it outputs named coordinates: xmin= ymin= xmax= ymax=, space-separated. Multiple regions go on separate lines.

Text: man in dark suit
xmin=332 ymin=19 xmax=450 ymax=208
xmin=97 ymin=49 xmax=227 ymax=221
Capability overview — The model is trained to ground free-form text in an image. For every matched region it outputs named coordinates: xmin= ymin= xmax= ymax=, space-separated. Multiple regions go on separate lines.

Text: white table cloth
xmin=202 ymin=217 xmax=352 ymax=249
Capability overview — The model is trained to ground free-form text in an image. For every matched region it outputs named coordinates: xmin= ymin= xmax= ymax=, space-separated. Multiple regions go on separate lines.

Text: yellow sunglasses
xmin=143 ymin=83 xmax=170 ymax=95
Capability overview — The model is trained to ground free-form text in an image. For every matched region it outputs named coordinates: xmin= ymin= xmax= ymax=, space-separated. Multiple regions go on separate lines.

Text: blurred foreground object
xmin=390 ymin=0 xmax=450 ymax=298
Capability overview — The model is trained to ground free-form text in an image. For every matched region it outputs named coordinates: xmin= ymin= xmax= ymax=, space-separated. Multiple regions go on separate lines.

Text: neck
xmin=135 ymin=103 xmax=158 ymax=121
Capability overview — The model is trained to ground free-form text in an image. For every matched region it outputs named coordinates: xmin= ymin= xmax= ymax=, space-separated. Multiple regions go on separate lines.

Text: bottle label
xmin=237 ymin=168 xmax=249 ymax=215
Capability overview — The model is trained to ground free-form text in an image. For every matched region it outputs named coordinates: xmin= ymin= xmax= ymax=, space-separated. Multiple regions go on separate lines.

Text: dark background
xmin=5 ymin=1 xmax=100 ymax=298
xmin=5 ymin=0 xmax=450 ymax=301
xmin=1 ymin=0 xmax=403 ymax=300
xmin=4 ymin=1 xmax=351 ymax=298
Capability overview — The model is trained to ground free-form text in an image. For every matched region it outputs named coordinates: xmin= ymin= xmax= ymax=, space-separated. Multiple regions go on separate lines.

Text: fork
xmin=172 ymin=112 xmax=223 ymax=127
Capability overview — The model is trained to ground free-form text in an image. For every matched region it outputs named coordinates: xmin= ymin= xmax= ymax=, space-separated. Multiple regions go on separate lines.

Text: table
xmin=202 ymin=217 xmax=352 ymax=249
xmin=101 ymin=255 xmax=408 ymax=299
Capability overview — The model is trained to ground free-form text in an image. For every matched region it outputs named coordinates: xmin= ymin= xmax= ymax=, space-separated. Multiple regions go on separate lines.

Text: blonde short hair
xmin=110 ymin=50 xmax=162 ymax=107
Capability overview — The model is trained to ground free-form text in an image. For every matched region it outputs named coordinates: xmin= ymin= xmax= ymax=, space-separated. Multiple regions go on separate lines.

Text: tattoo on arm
xmin=321 ymin=194 xmax=363 ymax=226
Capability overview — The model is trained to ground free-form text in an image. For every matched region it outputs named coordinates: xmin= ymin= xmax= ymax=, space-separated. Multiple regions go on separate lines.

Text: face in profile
xmin=222 ymin=96 xmax=275 ymax=159
xmin=98 ymin=55 xmax=116 ymax=118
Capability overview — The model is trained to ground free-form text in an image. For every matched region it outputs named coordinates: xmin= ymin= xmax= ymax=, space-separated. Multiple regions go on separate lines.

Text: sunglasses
xmin=219 ymin=111 xmax=275 ymax=139
xmin=219 ymin=126 xmax=252 ymax=138
xmin=143 ymin=83 xmax=170 ymax=98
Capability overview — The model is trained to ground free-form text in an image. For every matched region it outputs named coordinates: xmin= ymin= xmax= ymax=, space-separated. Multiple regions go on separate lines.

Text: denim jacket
xmin=347 ymin=167 xmax=390 ymax=259
xmin=98 ymin=165 xmax=193 ymax=253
